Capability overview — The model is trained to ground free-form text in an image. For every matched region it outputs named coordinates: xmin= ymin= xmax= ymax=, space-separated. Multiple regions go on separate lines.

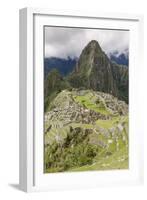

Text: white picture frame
xmin=19 ymin=7 xmax=144 ymax=192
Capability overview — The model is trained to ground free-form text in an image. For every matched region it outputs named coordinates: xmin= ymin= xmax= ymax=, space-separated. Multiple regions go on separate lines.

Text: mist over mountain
xmin=109 ymin=49 xmax=129 ymax=66
xmin=44 ymin=50 xmax=128 ymax=79
xmin=44 ymin=57 xmax=77 ymax=78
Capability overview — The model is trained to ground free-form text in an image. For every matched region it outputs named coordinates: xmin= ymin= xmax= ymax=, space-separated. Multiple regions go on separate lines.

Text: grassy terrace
xmin=95 ymin=115 xmax=128 ymax=129
xmin=73 ymin=92 xmax=111 ymax=115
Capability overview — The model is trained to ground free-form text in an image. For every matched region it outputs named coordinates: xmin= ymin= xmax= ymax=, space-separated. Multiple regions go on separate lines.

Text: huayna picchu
xmin=68 ymin=40 xmax=128 ymax=103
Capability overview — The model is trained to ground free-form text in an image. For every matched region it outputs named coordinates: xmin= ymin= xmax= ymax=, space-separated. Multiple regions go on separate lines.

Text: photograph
xmin=44 ymin=26 xmax=129 ymax=173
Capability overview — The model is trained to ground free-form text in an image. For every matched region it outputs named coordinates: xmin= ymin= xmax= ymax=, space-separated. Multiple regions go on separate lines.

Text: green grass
xmin=69 ymin=122 xmax=94 ymax=129
xmin=69 ymin=146 xmax=128 ymax=172
xmin=107 ymin=141 xmax=117 ymax=152
xmin=74 ymin=94 xmax=111 ymax=115
xmin=95 ymin=116 xmax=120 ymax=128
xmin=95 ymin=115 xmax=128 ymax=130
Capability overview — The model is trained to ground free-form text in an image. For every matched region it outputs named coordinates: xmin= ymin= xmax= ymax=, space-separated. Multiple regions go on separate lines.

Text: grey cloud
xmin=45 ymin=26 xmax=129 ymax=58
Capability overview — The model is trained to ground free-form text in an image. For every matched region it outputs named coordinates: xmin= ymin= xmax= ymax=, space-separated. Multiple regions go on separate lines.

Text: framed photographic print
xmin=19 ymin=8 xmax=144 ymax=192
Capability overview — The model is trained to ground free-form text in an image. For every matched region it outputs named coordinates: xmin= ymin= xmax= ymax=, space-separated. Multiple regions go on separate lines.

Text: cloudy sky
xmin=45 ymin=26 xmax=129 ymax=59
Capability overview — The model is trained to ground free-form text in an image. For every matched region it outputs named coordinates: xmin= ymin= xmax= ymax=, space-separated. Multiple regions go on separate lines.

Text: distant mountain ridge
xmin=109 ymin=50 xmax=129 ymax=66
xmin=44 ymin=50 xmax=128 ymax=79
xmin=44 ymin=57 xmax=77 ymax=78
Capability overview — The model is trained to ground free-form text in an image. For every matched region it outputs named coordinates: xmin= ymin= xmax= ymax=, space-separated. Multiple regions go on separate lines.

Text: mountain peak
xmin=84 ymin=40 xmax=102 ymax=53
xmin=87 ymin=39 xmax=101 ymax=47
xmin=68 ymin=40 xmax=128 ymax=103
xmin=74 ymin=40 xmax=104 ymax=75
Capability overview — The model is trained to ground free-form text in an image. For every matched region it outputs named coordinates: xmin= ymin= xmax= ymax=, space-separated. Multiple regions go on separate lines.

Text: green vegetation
xmin=45 ymin=127 xmax=99 ymax=173
xmin=44 ymin=89 xmax=129 ymax=173
xmin=74 ymin=93 xmax=111 ymax=115
xmin=95 ymin=117 xmax=120 ymax=128
xmin=70 ymin=146 xmax=128 ymax=171
xmin=44 ymin=69 xmax=71 ymax=112
xmin=44 ymin=119 xmax=128 ymax=173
